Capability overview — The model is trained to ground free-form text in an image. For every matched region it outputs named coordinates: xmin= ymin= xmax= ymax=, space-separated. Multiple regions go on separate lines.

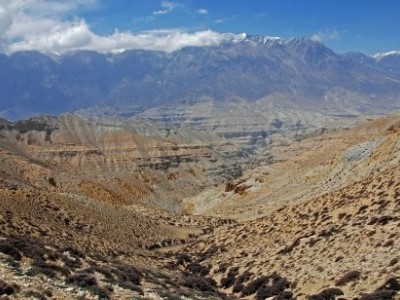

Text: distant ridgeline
xmin=0 ymin=35 xmax=399 ymax=120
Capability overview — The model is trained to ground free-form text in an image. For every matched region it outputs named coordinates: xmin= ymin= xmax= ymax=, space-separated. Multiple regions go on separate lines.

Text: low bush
xmin=377 ymin=277 xmax=400 ymax=291
xmin=335 ymin=270 xmax=361 ymax=286
xmin=0 ymin=242 xmax=22 ymax=260
xmin=0 ymin=280 xmax=19 ymax=296
xmin=87 ymin=286 xmax=110 ymax=300
xmin=175 ymin=253 xmax=192 ymax=266
xmin=360 ymin=290 xmax=397 ymax=300
xmin=67 ymin=272 xmax=97 ymax=288
xmin=308 ymin=288 xmax=344 ymax=300
xmin=113 ymin=265 xmax=142 ymax=285
xmin=116 ymin=281 xmax=144 ymax=294
xmin=83 ymin=266 xmax=114 ymax=280
xmin=186 ymin=263 xmax=210 ymax=276
xmin=26 ymin=266 xmax=57 ymax=278
xmin=241 ymin=276 xmax=268 ymax=296
xmin=62 ymin=246 xmax=85 ymax=259
xmin=220 ymin=267 xmax=239 ymax=289
xmin=232 ymin=271 xmax=253 ymax=293
xmin=181 ymin=273 xmax=217 ymax=292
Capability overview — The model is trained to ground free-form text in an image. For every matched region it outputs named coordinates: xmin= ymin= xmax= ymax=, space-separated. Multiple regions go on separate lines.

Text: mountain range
xmin=1 ymin=33 xmax=400 ymax=300
xmin=0 ymin=34 xmax=399 ymax=120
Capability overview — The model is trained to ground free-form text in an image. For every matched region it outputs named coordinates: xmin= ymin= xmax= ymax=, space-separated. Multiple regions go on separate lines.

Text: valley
xmin=0 ymin=110 xmax=399 ymax=299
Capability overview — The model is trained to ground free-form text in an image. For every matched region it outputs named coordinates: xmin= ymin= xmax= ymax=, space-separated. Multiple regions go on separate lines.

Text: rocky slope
xmin=0 ymin=114 xmax=400 ymax=299
xmin=0 ymin=114 xmax=238 ymax=299
xmin=0 ymin=113 xmax=245 ymax=212
xmin=177 ymin=114 xmax=400 ymax=299
xmin=182 ymin=115 xmax=400 ymax=219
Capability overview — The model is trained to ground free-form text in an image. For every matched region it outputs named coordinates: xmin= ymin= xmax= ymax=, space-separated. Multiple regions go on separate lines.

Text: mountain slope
xmin=178 ymin=115 xmax=400 ymax=299
xmin=0 ymin=36 xmax=399 ymax=120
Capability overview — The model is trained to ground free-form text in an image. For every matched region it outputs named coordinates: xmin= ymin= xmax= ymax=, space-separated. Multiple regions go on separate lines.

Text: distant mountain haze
xmin=0 ymin=35 xmax=399 ymax=120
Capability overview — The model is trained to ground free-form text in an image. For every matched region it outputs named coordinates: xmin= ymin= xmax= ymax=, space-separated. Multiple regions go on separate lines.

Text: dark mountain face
xmin=0 ymin=36 xmax=399 ymax=120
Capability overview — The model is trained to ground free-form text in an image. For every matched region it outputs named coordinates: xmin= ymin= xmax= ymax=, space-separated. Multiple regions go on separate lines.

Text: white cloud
xmin=311 ymin=30 xmax=340 ymax=43
xmin=153 ymin=1 xmax=176 ymax=15
xmin=0 ymin=0 xmax=95 ymax=51
xmin=0 ymin=0 xmax=232 ymax=54
xmin=9 ymin=20 xmax=93 ymax=54
xmin=195 ymin=8 xmax=208 ymax=15
xmin=310 ymin=32 xmax=323 ymax=43
xmin=7 ymin=19 xmax=228 ymax=54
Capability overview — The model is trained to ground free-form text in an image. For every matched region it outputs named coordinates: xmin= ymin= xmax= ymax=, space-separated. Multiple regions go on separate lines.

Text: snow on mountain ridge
xmin=373 ymin=50 xmax=400 ymax=61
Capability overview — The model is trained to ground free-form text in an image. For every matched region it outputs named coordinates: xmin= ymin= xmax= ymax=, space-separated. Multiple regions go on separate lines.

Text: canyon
xmin=0 ymin=35 xmax=400 ymax=299
xmin=0 ymin=111 xmax=399 ymax=299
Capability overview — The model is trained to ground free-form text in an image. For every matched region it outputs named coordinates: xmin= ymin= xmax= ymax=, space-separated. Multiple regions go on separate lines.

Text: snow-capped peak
xmin=373 ymin=50 xmax=400 ymax=61
xmin=221 ymin=33 xmax=283 ymax=46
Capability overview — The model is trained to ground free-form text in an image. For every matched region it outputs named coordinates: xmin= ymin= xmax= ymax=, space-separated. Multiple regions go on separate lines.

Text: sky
xmin=0 ymin=0 xmax=399 ymax=55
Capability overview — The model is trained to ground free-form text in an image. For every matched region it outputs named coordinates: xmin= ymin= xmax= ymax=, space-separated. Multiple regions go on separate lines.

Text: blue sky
xmin=0 ymin=0 xmax=399 ymax=55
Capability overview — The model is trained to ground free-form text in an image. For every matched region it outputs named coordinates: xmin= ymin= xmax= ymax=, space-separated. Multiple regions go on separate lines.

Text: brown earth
xmin=0 ymin=113 xmax=400 ymax=299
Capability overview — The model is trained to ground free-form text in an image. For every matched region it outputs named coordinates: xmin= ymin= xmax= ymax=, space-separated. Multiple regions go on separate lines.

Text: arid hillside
xmin=0 ymin=113 xmax=245 ymax=212
xmin=178 ymin=115 xmax=400 ymax=299
xmin=0 ymin=114 xmax=399 ymax=299
xmin=184 ymin=115 xmax=400 ymax=220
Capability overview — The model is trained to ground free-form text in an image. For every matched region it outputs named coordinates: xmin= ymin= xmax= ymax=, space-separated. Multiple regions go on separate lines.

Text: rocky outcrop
xmin=0 ymin=113 xmax=246 ymax=212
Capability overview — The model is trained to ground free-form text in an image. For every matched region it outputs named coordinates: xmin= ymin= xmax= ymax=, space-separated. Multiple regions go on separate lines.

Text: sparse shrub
xmin=388 ymin=258 xmax=398 ymax=267
xmin=83 ymin=266 xmax=114 ymax=280
xmin=62 ymin=246 xmax=85 ymax=259
xmin=0 ymin=242 xmax=22 ymax=260
xmin=377 ymin=277 xmax=400 ymax=291
xmin=232 ymin=271 xmax=253 ymax=293
xmin=44 ymin=289 xmax=53 ymax=297
xmin=62 ymin=256 xmax=82 ymax=269
xmin=3 ymin=256 xmax=20 ymax=270
xmin=335 ymin=270 xmax=361 ymax=286
xmin=360 ymin=290 xmax=397 ymax=300
xmin=255 ymin=281 xmax=290 ymax=299
xmin=270 ymin=272 xmax=291 ymax=290
xmin=0 ymin=280 xmax=19 ymax=295
xmin=220 ymin=267 xmax=239 ymax=289
xmin=87 ymin=286 xmax=110 ymax=300
xmin=116 ymin=281 xmax=144 ymax=294
xmin=241 ymin=276 xmax=268 ymax=296
xmin=215 ymin=262 xmax=229 ymax=274
xmin=26 ymin=266 xmax=57 ymax=278
xmin=357 ymin=205 xmax=369 ymax=214
xmin=32 ymin=260 xmax=71 ymax=277
xmin=24 ymin=290 xmax=46 ymax=300
xmin=114 ymin=265 xmax=142 ymax=285
xmin=251 ymin=273 xmax=292 ymax=299
xmin=382 ymin=240 xmax=394 ymax=247
xmin=255 ymin=284 xmax=275 ymax=299
xmin=175 ymin=253 xmax=192 ymax=266
xmin=274 ymin=290 xmax=294 ymax=299
xmin=67 ymin=272 xmax=97 ymax=288
xmin=181 ymin=273 xmax=217 ymax=292
xmin=4 ymin=237 xmax=45 ymax=262
xmin=186 ymin=263 xmax=210 ymax=276
xmin=197 ymin=245 xmax=219 ymax=262
xmin=308 ymin=288 xmax=344 ymax=300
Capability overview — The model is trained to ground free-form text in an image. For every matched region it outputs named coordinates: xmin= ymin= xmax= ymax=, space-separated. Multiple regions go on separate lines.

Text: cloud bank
xmin=0 ymin=0 xmax=224 ymax=54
